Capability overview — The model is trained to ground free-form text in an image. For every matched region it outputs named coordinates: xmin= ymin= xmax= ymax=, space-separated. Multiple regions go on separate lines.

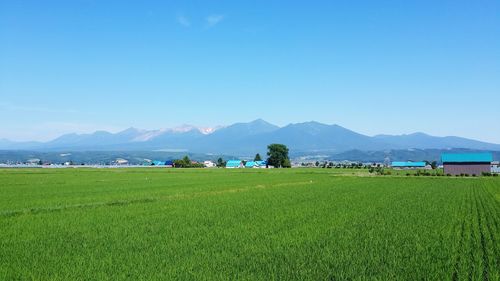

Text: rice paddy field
xmin=0 ymin=168 xmax=499 ymax=280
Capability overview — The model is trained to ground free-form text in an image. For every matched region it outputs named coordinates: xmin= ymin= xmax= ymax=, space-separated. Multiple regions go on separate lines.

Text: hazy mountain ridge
xmin=1 ymin=119 xmax=499 ymax=155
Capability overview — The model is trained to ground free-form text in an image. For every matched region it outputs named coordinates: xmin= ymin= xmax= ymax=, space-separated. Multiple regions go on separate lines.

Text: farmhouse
xmin=442 ymin=153 xmax=492 ymax=176
xmin=391 ymin=161 xmax=430 ymax=169
xmin=226 ymin=160 xmax=244 ymax=168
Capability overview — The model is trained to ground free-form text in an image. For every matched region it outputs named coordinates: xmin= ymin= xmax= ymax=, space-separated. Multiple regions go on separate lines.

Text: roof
xmin=226 ymin=160 xmax=242 ymax=167
xmin=152 ymin=160 xmax=164 ymax=165
xmin=245 ymin=161 xmax=256 ymax=167
xmin=441 ymin=153 xmax=493 ymax=163
xmin=391 ymin=161 xmax=427 ymax=167
xmin=255 ymin=160 xmax=267 ymax=166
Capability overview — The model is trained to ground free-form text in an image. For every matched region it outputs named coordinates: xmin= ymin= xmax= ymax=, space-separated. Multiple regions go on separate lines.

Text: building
xmin=226 ymin=160 xmax=244 ymax=168
xmin=150 ymin=160 xmax=174 ymax=167
xmin=115 ymin=158 xmax=128 ymax=165
xmin=204 ymin=160 xmax=216 ymax=168
xmin=442 ymin=153 xmax=493 ymax=176
xmin=26 ymin=158 xmax=41 ymax=165
xmin=391 ymin=161 xmax=429 ymax=169
xmin=245 ymin=161 xmax=256 ymax=168
xmin=491 ymin=161 xmax=500 ymax=174
xmin=245 ymin=160 xmax=268 ymax=168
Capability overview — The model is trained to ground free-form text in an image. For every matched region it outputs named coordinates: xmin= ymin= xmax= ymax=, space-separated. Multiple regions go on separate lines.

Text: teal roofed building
xmin=441 ymin=153 xmax=492 ymax=176
xmin=391 ymin=161 xmax=429 ymax=169
xmin=226 ymin=160 xmax=244 ymax=169
xmin=245 ymin=160 xmax=268 ymax=168
xmin=441 ymin=153 xmax=493 ymax=163
xmin=245 ymin=161 xmax=256 ymax=168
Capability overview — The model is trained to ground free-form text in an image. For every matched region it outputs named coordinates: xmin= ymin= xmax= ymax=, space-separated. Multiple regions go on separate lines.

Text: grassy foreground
xmin=0 ymin=168 xmax=499 ymax=280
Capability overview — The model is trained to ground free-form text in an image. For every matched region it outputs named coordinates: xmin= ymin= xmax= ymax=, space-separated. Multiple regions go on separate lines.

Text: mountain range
xmin=1 ymin=119 xmax=499 ymax=156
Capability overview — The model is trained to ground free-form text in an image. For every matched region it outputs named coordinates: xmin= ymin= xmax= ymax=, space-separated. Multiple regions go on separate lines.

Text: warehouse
xmin=441 ymin=153 xmax=492 ymax=176
xmin=391 ymin=161 xmax=430 ymax=169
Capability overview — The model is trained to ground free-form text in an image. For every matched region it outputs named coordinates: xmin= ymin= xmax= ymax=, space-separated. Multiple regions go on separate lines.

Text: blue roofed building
xmin=226 ymin=160 xmax=244 ymax=168
xmin=442 ymin=153 xmax=492 ymax=176
xmin=152 ymin=160 xmax=169 ymax=166
xmin=245 ymin=160 xmax=267 ymax=168
xmin=391 ymin=161 xmax=429 ymax=169
xmin=255 ymin=160 xmax=267 ymax=168
xmin=245 ymin=161 xmax=256 ymax=168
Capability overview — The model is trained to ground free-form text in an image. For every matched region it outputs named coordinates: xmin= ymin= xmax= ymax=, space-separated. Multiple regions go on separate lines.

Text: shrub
xmin=446 ymin=174 xmax=452 ymax=177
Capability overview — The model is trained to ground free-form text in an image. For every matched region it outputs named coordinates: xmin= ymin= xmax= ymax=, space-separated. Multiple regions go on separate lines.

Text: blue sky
xmin=1 ymin=0 xmax=499 ymax=143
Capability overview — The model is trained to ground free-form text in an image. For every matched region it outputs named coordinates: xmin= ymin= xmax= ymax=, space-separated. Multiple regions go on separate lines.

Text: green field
xmin=1 ymin=168 xmax=499 ymax=280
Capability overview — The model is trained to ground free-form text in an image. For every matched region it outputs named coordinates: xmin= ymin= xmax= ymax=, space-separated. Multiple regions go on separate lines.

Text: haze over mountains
xmin=1 ymin=119 xmax=499 ymax=155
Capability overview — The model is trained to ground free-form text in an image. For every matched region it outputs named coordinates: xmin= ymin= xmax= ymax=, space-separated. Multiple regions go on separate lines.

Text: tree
xmin=174 ymin=155 xmax=192 ymax=168
xmin=267 ymin=144 xmax=290 ymax=168
xmin=182 ymin=155 xmax=190 ymax=165
xmin=431 ymin=161 xmax=437 ymax=169
xmin=254 ymin=153 xmax=262 ymax=161
xmin=217 ymin=157 xmax=225 ymax=167
xmin=315 ymin=161 xmax=320 ymax=167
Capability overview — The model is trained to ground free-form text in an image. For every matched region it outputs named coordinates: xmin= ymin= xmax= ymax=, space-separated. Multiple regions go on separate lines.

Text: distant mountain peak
xmin=1 ymin=120 xmax=499 ymax=154
xmin=119 ymin=127 xmax=143 ymax=133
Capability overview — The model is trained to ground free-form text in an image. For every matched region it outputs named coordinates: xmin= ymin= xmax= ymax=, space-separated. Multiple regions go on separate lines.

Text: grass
xmin=0 ymin=168 xmax=499 ymax=280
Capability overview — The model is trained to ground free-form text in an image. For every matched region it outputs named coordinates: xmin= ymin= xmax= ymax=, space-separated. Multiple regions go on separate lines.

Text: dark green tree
xmin=217 ymin=157 xmax=225 ymax=167
xmin=174 ymin=155 xmax=192 ymax=168
xmin=254 ymin=153 xmax=262 ymax=161
xmin=183 ymin=156 xmax=191 ymax=166
xmin=266 ymin=144 xmax=290 ymax=168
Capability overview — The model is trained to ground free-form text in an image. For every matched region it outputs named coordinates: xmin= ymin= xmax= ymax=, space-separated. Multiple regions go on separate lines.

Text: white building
xmin=204 ymin=160 xmax=216 ymax=168
xmin=492 ymin=161 xmax=500 ymax=173
xmin=115 ymin=158 xmax=129 ymax=165
xmin=26 ymin=158 xmax=41 ymax=165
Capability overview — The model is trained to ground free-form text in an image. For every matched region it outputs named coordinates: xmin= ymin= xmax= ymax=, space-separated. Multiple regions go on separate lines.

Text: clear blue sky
xmin=1 ymin=0 xmax=499 ymax=143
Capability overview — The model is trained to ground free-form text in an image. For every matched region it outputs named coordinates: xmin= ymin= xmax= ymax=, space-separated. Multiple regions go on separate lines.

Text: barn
xmin=441 ymin=153 xmax=493 ymax=176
